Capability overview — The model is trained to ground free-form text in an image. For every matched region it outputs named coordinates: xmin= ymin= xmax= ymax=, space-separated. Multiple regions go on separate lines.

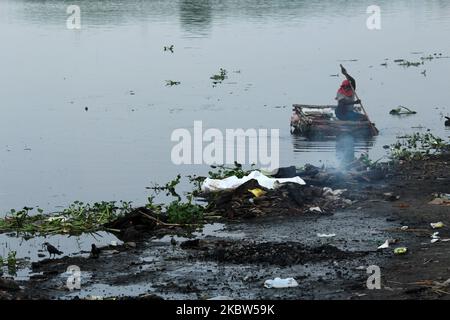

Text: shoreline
xmin=2 ymin=150 xmax=449 ymax=300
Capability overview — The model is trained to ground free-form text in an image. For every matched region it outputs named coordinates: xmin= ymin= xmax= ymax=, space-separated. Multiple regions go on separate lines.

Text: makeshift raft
xmin=290 ymin=104 xmax=379 ymax=139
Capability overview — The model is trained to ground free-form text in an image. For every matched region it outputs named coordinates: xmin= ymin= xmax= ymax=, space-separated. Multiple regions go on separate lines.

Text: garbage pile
xmin=104 ymin=207 xmax=162 ymax=241
xmin=203 ymin=174 xmax=352 ymax=219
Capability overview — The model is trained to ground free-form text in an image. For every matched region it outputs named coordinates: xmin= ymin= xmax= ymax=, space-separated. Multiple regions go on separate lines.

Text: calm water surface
xmin=1 ymin=0 xmax=450 ymax=213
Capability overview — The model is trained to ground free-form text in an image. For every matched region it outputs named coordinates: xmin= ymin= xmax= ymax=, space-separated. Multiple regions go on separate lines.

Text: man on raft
xmin=335 ymin=65 xmax=368 ymax=121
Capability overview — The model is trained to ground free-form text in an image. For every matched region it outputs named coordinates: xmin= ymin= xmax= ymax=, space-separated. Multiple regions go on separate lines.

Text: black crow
xmin=90 ymin=244 xmax=101 ymax=259
xmin=43 ymin=242 xmax=63 ymax=258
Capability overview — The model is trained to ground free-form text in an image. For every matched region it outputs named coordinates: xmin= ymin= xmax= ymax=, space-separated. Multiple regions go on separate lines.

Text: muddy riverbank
xmin=1 ymin=153 xmax=450 ymax=300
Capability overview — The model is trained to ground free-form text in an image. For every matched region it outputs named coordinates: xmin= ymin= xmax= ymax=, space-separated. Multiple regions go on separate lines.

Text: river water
xmin=1 ymin=0 xmax=450 ymax=213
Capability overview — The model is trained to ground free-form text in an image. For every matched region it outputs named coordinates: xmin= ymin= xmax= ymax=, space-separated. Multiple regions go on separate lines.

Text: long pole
xmin=340 ymin=64 xmax=379 ymax=136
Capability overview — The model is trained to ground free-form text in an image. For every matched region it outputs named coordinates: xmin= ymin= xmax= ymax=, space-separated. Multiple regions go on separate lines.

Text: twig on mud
xmin=387 ymin=279 xmax=450 ymax=295
xmin=137 ymin=209 xmax=200 ymax=228
xmin=384 ymin=227 xmax=430 ymax=234
xmin=204 ymin=215 xmax=223 ymax=220
xmin=104 ymin=228 xmax=123 ymax=233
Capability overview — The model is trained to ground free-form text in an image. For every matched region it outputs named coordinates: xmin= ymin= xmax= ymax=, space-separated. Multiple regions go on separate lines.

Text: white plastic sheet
xmin=264 ymin=277 xmax=299 ymax=289
xmin=201 ymin=171 xmax=306 ymax=193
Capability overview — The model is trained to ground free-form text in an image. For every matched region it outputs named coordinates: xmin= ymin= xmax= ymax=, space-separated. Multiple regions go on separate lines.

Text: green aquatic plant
xmin=0 ymin=201 xmax=133 ymax=235
xmin=147 ymin=174 xmax=182 ymax=200
xmin=1 ymin=251 xmax=18 ymax=276
xmin=207 ymin=162 xmax=256 ymax=179
xmin=388 ymin=132 xmax=449 ymax=161
xmin=210 ymin=68 xmax=228 ymax=85
xmin=166 ymin=195 xmax=204 ymax=225
xmin=7 ymin=251 xmax=16 ymax=268
xmin=145 ymin=195 xmax=163 ymax=215
xmin=186 ymin=174 xmax=206 ymax=196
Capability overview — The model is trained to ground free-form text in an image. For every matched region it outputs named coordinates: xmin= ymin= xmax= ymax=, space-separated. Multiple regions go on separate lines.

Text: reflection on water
xmin=0 ymin=231 xmax=121 ymax=279
xmin=179 ymin=0 xmax=212 ymax=36
xmin=291 ymin=133 xmax=374 ymax=167
xmin=0 ymin=0 xmax=450 ymax=213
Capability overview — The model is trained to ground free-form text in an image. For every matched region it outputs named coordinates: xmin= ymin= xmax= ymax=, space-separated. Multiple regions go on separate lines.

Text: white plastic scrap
xmin=208 ymin=296 xmax=233 ymax=300
xmin=323 ymin=187 xmax=347 ymax=197
xmin=377 ymin=240 xmax=390 ymax=250
xmin=201 ymin=171 xmax=305 ymax=193
xmin=400 ymin=226 xmax=409 ymax=231
xmin=47 ymin=216 xmax=68 ymax=222
xmin=309 ymin=207 xmax=322 ymax=213
xmin=264 ymin=277 xmax=299 ymax=289
xmin=431 ymin=222 xmax=445 ymax=229
xmin=431 ymin=232 xmax=440 ymax=243
xmin=317 ymin=233 xmax=336 ymax=238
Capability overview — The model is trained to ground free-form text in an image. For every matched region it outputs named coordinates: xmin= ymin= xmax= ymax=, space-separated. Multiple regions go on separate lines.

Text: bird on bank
xmin=445 ymin=116 xmax=450 ymax=126
xmin=43 ymin=242 xmax=63 ymax=258
xmin=90 ymin=244 xmax=101 ymax=259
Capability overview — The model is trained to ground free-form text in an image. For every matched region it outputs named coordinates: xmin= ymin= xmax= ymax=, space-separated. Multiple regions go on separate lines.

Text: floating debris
xmin=210 ymin=68 xmax=227 ymax=86
xmin=163 ymin=45 xmax=174 ymax=53
xmin=389 ymin=106 xmax=417 ymax=115
xmin=398 ymin=60 xmax=422 ymax=67
xmin=165 ymin=80 xmax=181 ymax=86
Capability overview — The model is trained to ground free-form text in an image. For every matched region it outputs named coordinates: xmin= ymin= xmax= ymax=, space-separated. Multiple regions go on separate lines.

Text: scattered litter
xmin=394 ymin=203 xmax=410 ymax=208
xmin=208 ymin=296 xmax=233 ymax=300
xmin=201 ymin=171 xmax=305 ymax=192
xmin=378 ymin=240 xmax=390 ymax=249
xmin=126 ymin=242 xmax=136 ymax=248
xmin=429 ymin=194 xmax=450 ymax=206
xmin=264 ymin=277 xmax=299 ymax=289
xmin=430 ymin=232 xmax=440 ymax=244
xmin=430 ymin=222 xmax=445 ymax=229
xmin=309 ymin=207 xmax=322 ymax=214
xmin=378 ymin=239 xmax=398 ymax=250
xmin=85 ymin=295 xmax=104 ymax=300
xmin=323 ymin=187 xmax=347 ymax=197
xmin=400 ymin=226 xmax=409 ymax=231
xmin=248 ymin=188 xmax=266 ymax=198
xmin=47 ymin=216 xmax=68 ymax=222
xmin=354 ymin=293 xmax=367 ymax=297
xmin=389 ymin=106 xmax=417 ymax=115
xmin=394 ymin=247 xmax=408 ymax=255
xmin=431 ymin=232 xmax=440 ymax=243
xmin=384 ymin=192 xmax=400 ymax=201
xmin=317 ymin=233 xmax=336 ymax=238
